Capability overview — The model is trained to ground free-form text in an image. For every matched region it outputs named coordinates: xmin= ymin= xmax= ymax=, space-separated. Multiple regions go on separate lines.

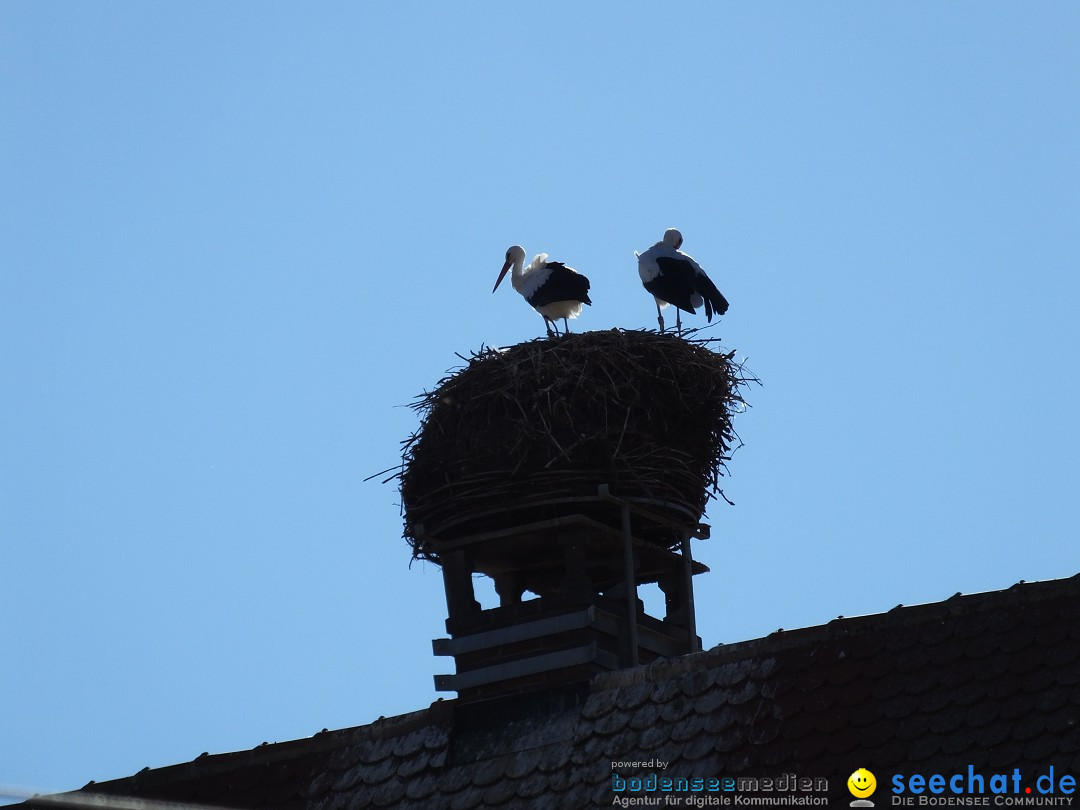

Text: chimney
xmin=398 ymin=330 xmax=753 ymax=702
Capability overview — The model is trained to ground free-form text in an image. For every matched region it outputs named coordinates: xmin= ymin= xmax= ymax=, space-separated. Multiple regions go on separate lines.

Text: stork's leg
xmin=656 ymin=301 xmax=665 ymax=333
xmin=676 ymin=310 xmax=683 ymax=335
xmin=562 ymin=317 xmax=570 ymax=334
xmin=545 ymin=316 xmax=559 ymax=337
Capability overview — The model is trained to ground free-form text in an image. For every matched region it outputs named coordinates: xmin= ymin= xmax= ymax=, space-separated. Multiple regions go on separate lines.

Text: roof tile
xmin=964 ymin=700 xmax=999 ymax=729
xmin=669 ymin=713 xmax=706 ymax=744
xmin=660 ymin=695 xmax=693 ymax=724
xmin=514 ymin=772 xmax=549 ymax=800
xmin=395 ymin=751 xmax=429 ymax=779
xmin=581 ymin=687 xmax=621 ymax=720
xmin=403 ymin=771 xmax=439 ymax=802
xmin=446 ymin=785 xmax=482 ymax=810
xmin=701 ymin=705 xmax=737 ymax=735
xmin=637 ymin=724 xmax=669 ymax=751
xmin=726 ymin=679 xmax=761 ymax=706
xmin=480 ymin=776 xmax=518 ymax=806
xmin=371 ymin=779 xmax=406 ymax=808
xmin=678 ymin=667 xmax=716 ymax=697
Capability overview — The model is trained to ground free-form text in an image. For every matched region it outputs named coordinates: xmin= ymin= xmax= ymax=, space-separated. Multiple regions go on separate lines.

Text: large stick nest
xmin=396 ymin=329 xmax=757 ymax=563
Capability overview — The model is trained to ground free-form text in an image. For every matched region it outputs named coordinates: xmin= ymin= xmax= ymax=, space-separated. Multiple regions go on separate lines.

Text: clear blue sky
xmin=2 ymin=1 xmax=1078 ymax=798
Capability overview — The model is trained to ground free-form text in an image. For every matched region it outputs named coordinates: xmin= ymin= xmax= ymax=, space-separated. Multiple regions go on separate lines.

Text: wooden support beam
xmin=433 ymin=643 xmax=618 ymax=692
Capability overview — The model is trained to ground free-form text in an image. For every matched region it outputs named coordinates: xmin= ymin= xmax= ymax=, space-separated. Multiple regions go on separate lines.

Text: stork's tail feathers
xmin=695 ymin=274 xmax=730 ymax=322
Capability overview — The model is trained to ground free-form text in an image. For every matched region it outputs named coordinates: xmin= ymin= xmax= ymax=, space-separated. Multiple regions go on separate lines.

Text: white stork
xmin=493 ymin=245 xmax=592 ymax=336
xmin=636 ymin=228 xmax=729 ymax=334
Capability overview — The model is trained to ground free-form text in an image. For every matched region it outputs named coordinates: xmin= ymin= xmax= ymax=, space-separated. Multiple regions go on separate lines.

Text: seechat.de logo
xmin=848 ymin=768 xmax=877 ymax=807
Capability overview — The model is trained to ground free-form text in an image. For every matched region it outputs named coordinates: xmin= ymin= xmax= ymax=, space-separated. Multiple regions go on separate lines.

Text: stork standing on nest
xmin=636 ymin=228 xmax=729 ymax=334
xmin=493 ymin=245 xmax=592 ymax=336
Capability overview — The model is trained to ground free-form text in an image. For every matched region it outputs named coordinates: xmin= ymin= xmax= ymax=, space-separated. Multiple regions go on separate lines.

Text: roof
xmin=22 ymin=574 xmax=1080 ymax=809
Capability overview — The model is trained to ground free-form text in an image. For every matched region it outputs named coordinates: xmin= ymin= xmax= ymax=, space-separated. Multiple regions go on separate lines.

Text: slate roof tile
xmin=747 ymin=716 xmax=782 ymax=746
xmin=790 ymin=734 xmax=827 ymax=763
xmin=727 ymin=679 xmax=761 ymax=706
xmin=579 ymin=730 xmax=611 ymax=763
xmin=330 ymin=760 xmax=366 ymax=794
xmin=679 ymin=667 xmax=715 ymax=697
xmin=895 ymin=711 xmax=932 ymax=741
xmin=391 ymin=730 xmax=429 ymax=759
xmin=594 ymin=708 xmax=631 ymax=737
xmin=670 ymin=712 xmax=705 ymax=744
xmin=857 ymin=717 xmax=901 ymax=751
xmin=480 ymin=775 xmax=518 ymax=806
xmin=908 ymin=733 xmax=942 ymax=761
xmin=939 ymin=732 xmax=975 ymax=756
xmin=964 ymin=699 xmax=998 ymax=728
xmin=619 ymin=681 xmax=654 ymax=711
xmin=1056 ymin=666 xmax=1080 ymax=687
xmin=901 ymin=666 xmax=938 ymax=697
xmin=580 ymin=687 xmax=620 ymax=720
xmin=1047 ymin=642 xmax=1080 ymax=670
xmin=435 ymin=761 xmax=472 ymax=794
xmin=360 ymin=756 xmax=398 ymax=787
xmin=551 ymin=739 xmax=581 ymax=770
xmin=303 ymin=767 xmax=335 ymax=801
xmin=660 ymin=695 xmax=693 ymax=724
xmin=976 ymin=722 xmax=1012 ymax=749
xmin=446 ymin=785 xmax=481 ymax=810
xmin=871 ymin=671 xmax=908 ymax=701
xmin=1013 ymin=714 xmax=1046 ymax=742
xmin=821 ymin=724 xmax=861 ymax=759
xmin=1035 ymin=617 xmax=1073 ymax=646
xmin=847 ymin=698 xmax=882 ymax=728
xmin=650 ymin=679 xmax=681 ymax=704
xmin=701 ymin=705 xmax=737 ymax=735
xmin=881 ymin=692 xmax=919 ymax=720
xmin=1045 ymin=711 xmax=1080 ymax=737
xmin=691 ymin=685 xmax=729 ymax=716
xmin=403 ymin=772 xmax=439 ymax=802
xmin=541 ymin=763 xmax=578 ymax=794
xmin=714 ymin=659 xmax=757 ymax=688
xmin=681 ymin=730 xmax=716 ymax=762
xmin=370 ymin=779 xmax=406 ymax=808
xmin=637 ymin=724 xmax=668 ymax=751
xmin=359 ymin=738 xmax=392 ymax=766
xmin=395 ymin=752 xmax=429 ymax=779
xmin=951 ymin=680 xmax=987 ymax=707
xmin=999 ymin=690 xmax=1035 ymax=720
xmin=514 ymin=772 xmax=548 ymax=800
xmin=986 ymin=739 xmax=1026 ymax=769
xmin=919 ymin=688 xmax=952 ymax=714
xmin=712 ymin=725 xmax=745 ymax=754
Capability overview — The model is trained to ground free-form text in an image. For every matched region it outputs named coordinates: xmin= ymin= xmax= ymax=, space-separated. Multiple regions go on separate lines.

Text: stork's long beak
xmin=492 ymin=259 xmax=512 ymax=293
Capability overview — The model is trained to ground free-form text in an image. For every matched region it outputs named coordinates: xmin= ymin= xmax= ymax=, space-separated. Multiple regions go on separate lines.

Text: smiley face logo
xmin=848 ymin=768 xmax=877 ymax=798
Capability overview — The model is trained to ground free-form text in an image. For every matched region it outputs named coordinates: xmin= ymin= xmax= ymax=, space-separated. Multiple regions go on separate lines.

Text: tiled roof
xmin=25 ymin=574 xmax=1080 ymax=809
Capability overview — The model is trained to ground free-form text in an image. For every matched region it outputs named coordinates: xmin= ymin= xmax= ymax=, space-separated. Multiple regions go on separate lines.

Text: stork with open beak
xmin=493 ymin=245 xmax=592 ymax=336
xmin=636 ymin=228 xmax=729 ymax=334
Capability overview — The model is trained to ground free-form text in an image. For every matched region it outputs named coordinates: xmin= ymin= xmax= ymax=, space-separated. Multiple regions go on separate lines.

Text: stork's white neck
xmin=508 ymin=253 xmax=527 ymax=294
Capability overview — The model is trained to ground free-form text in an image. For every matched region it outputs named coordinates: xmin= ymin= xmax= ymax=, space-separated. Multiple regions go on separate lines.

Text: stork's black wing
xmin=647 ymin=257 xmax=699 ymax=314
xmin=528 ymin=262 xmax=593 ymax=308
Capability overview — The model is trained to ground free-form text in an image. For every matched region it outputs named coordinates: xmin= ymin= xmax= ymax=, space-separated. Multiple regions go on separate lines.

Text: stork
xmin=493 ymin=245 xmax=592 ymax=336
xmin=636 ymin=228 xmax=729 ymax=334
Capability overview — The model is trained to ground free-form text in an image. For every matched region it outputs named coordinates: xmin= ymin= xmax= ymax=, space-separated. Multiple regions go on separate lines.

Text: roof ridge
xmin=585 ymin=571 xmax=1080 ymax=692
xmin=82 ymin=703 xmax=452 ymax=794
